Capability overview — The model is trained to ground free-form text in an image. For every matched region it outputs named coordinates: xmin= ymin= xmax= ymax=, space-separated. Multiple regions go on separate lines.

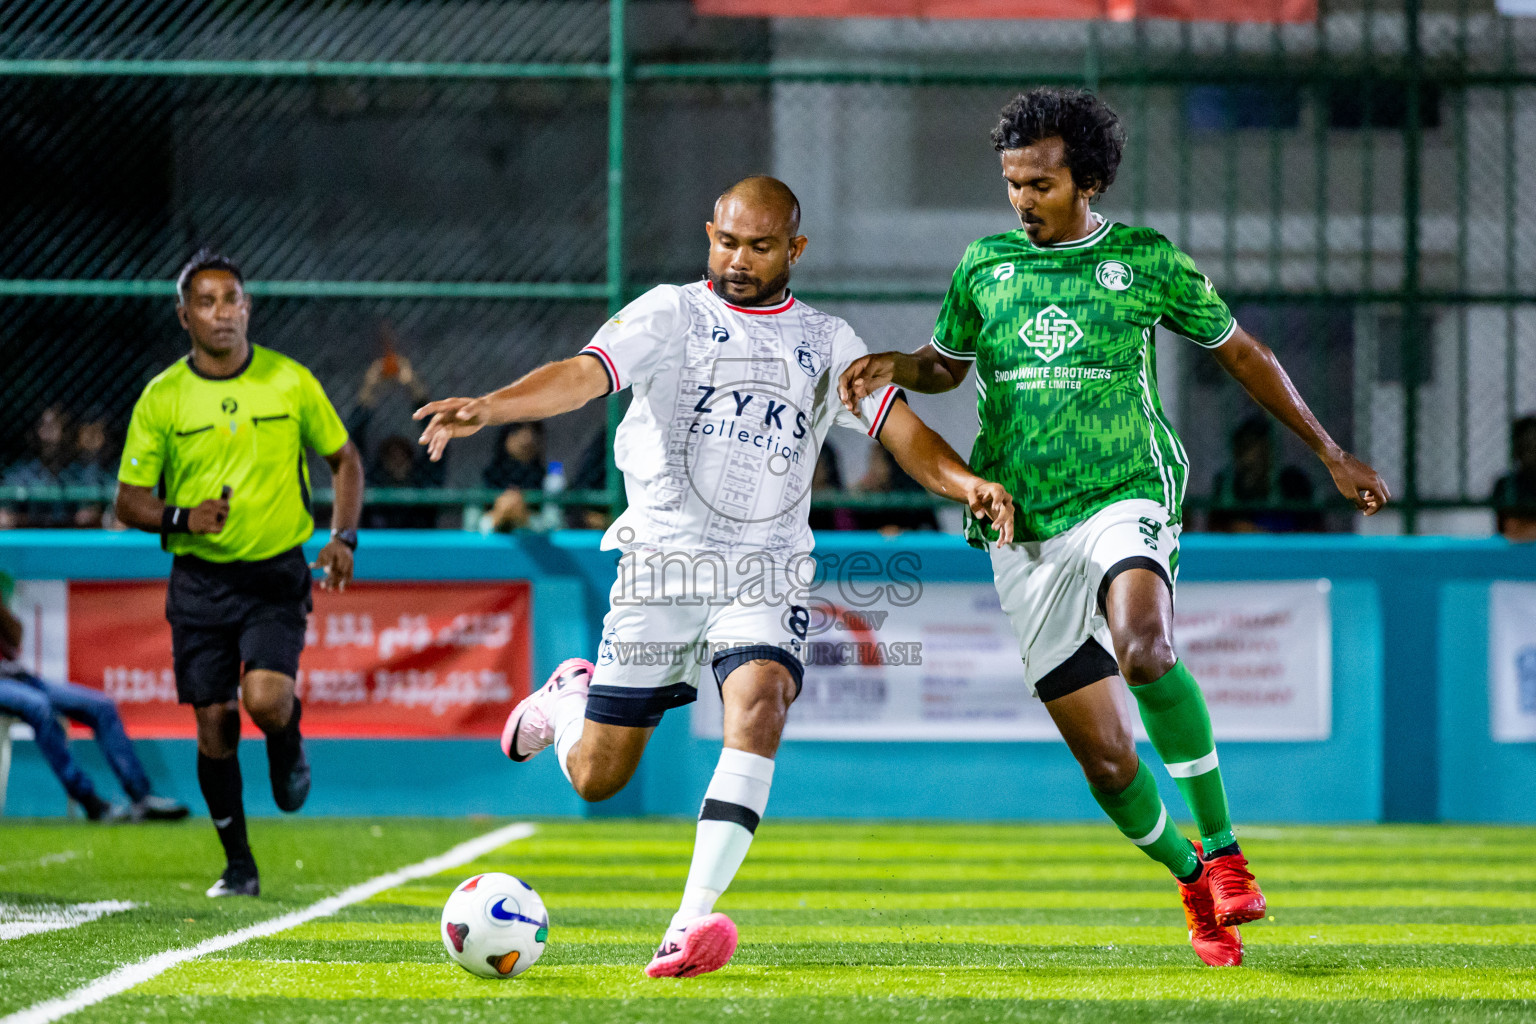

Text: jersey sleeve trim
xmin=868 ymin=386 xmax=903 ymax=439
xmin=929 ymin=335 xmax=977 ymax=362
xmin=1182 ymin=315 xmax=1238 ymax=349
xmin=580 ymin=345 xmax=621 ymax=393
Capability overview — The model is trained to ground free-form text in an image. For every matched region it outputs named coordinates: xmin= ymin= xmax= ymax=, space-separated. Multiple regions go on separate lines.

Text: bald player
xmin=417 ymin=176 xmax=1015 ymax=978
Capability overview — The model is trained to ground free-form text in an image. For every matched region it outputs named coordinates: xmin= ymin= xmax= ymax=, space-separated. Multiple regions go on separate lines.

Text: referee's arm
xmin=116 ymin=484 xmax=230 ymax=535
xmin=314 ymin=440 xmax=364 ymax=590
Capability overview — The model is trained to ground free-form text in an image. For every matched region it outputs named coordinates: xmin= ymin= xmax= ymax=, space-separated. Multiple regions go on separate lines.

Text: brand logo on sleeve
xmin=1096 ymin=260 xmax=1133 ymax=291
xmin=711 ymin=325 xmax=730 ymax=344
xmin=992 ymin=263 xmax=1015 ymax=282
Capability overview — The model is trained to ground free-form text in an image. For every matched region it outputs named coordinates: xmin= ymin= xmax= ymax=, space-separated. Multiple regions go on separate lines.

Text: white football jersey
xmin=581 ymin=280 xmax=901 ymax=559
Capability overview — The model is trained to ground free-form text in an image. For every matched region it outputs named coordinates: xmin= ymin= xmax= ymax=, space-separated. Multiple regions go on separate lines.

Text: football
xmin=440 ymin=872 xmax=549 ymax=979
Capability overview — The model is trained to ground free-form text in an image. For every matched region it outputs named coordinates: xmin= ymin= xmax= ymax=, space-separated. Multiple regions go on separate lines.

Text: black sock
xmin=197 ymin=752 xmax=253 ymax=870
xmin=1205 ymin=841 xmax=1242 ymax=860
xmin=1176 ymin=861 xmax=1204 ymax=886
xmin=267 ymin=697 xmax=303 ymax=764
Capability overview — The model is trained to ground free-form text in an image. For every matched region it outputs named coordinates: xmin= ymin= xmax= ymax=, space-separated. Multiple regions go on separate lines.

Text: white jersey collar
xmin=705 ymin=280 xmax=797 ymax=315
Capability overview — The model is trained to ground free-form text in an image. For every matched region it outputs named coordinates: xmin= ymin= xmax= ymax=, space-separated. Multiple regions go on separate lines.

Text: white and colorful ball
xmin=440 ymin=872 xmax=548 ymax=979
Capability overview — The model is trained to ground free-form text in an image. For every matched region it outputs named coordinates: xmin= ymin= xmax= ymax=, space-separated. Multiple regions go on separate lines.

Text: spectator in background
xmin=854 ymin=441 xmax=939 ymax=535
xmin=350 ymin=344 xmax=443 ymax=529
xmin=481 ymin=422 xmax=547 ymax=532
xmin=0 ymin=581 xmax=188 ymax=822
xmin=1492 ymin=414 xmax=1536 ymax=542
xmin=809 ymin=446 xmax=857 ymax=532
xmin=61 ymin=418 xmax=117 ymax=528
xmin=1207 ymin=415 xmax=1322 ymax=533
xmin=484 ymin=422 xmax=545 ymax=490
xmin=1 ymin=405 xmax=74 ymax=528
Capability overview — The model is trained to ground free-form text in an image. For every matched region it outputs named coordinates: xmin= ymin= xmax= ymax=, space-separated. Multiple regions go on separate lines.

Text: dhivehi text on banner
xmin=40 ymin=581 xmax=531 ymax=739
xmin=692 ymin=579 xmax=1331 ymax=741
xmin=1489 ymin=582 xmax=1536 ymax=743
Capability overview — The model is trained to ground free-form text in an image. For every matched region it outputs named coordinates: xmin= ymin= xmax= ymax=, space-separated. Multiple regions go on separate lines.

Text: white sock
xmin=552 ymin=693 xmax=588 ymax=787
xmin=670 ymin=747 xmax=775 ymax=929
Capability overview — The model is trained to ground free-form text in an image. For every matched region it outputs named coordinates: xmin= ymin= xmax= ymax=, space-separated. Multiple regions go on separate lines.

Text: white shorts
xmin=990 ymin=498 xmax=1179 ymax=700
xmin=586 ymin=551 xmax=808 ymax=728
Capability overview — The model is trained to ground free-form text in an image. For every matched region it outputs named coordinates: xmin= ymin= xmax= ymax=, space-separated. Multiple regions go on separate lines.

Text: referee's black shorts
xmin=166 ymin=546 xmax=312 ymax=707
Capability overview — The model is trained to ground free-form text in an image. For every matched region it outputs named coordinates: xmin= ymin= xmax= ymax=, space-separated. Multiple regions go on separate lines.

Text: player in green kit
xmin=840 ymin=88 xmax=1390 ymax=967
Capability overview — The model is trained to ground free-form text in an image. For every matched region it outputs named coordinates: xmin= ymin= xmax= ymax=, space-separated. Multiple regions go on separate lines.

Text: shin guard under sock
xmin=1130 ymin=660 xmax=1237 ymax=854
xmin=1091 ymin=760 xmax=1200 ymax=879
xmin=672 ymin=748 xmax=775 ymax=928
xmin=196 ymin=752 xmax=253 ymax=870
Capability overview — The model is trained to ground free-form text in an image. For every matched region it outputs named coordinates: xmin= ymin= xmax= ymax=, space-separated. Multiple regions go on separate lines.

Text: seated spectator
xmin=809 ymin=446 xmax=857 ymax=532
xmin=483 ymin=422 xmax=545 ymax=490
xmin=348 ymin=344 xmax=443 ymax=529
xmin=1492 ymin=414 xmax=1536 ymax=542
xmin=0 ymin=583 xmax=187 ymax=822
xmin=362 ymin=436 xmax=441 ymax=529
xmin=60 ymin=418 xmax=117 ymax=528
xmin=854 ymin=443 xmax=939 ymax=535
xmin=484 ymin=488 xmax=534 ymax=533
xmin=1207 ymin=415 xmax=1322 ymax=533
xmin=1 ymin=405 xmax=73 ymax=527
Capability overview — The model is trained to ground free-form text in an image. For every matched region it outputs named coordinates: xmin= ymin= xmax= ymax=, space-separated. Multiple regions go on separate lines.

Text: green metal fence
xmin=4 ymin=0 xmax=1535 ymax=533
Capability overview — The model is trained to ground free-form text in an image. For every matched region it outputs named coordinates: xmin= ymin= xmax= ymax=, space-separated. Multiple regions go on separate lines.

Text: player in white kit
xmin=416 ymin=176 xmax=1014 ymax=978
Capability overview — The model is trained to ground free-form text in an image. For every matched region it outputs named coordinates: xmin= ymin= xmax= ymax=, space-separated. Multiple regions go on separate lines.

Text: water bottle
xmin=539 ymin=461 xmax=566 ymax=531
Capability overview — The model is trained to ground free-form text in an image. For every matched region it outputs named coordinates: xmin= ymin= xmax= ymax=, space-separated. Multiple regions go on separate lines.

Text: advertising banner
xmin=693 ymin=1 xmax=1316 ymax=24
xmin=693 ymin=579 xmax=1331 ymax=741
xmin=1489 ymin=582 xmax=1536 ymax=743
xmin=59 ymin=581 xmax=530 ymax=739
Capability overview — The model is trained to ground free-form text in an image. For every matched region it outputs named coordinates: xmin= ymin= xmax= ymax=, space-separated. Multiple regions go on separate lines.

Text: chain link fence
xmin=4 ymin=0 xmax=1534 ymax=534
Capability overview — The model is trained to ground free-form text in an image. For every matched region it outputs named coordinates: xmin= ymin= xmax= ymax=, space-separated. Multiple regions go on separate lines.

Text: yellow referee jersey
xmin=118 ymin=345 xmax=349 ymax=563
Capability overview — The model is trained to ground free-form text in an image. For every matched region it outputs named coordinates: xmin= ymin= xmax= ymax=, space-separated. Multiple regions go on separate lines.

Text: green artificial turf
xmin=2 ymin=819 xmax=1534 ymax=1023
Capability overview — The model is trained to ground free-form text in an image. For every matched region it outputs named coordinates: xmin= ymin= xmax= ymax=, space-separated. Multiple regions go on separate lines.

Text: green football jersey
xmin=931 ymin=217 xmax=1234 ymax=546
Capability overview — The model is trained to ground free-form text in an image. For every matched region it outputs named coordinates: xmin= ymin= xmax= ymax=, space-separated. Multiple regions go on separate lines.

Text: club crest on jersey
xmin=992 ymin=262 xmax=1015 ymax=282
xmin=1019 ymin=304 xmax=1085 ymax=363
xmin=711 ymin=325 xmax=730 ymax=344
xmin=1096 ymin=260 xmax=1133 ymax=291
xmin=793 ymin=344 xmax=825 ymax=377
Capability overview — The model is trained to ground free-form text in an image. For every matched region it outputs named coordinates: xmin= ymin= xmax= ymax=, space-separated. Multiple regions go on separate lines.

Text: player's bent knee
xmin=1116 ymin=634 xmax=1176 ymax=686
xmin=1080 ymin=750 xmax=1140 ymax=793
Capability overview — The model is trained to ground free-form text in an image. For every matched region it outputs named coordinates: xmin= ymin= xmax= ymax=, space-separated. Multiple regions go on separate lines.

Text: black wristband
xmin=331 ymin=528 xmax=358 ymax=550
xmin=161 ymin=506 xmax=194 ymax=534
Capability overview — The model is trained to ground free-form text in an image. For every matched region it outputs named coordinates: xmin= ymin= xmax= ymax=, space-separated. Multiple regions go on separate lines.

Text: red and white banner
xmin=54 ymin=581 xmax=530 ymax=739
xmin=694 ymin=1 xmax=1315 ymax=23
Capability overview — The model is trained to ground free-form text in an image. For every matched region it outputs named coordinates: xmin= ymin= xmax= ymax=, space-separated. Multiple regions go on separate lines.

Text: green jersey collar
xmin=1019 ymin=212 xmax=1113 ymax=252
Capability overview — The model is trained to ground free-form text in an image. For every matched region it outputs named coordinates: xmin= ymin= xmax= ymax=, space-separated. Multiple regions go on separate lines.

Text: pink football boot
xmin=500 ymin=658 xmax=593 ymax=762
xmin=644 ymin=913 xmax=739 ymax=978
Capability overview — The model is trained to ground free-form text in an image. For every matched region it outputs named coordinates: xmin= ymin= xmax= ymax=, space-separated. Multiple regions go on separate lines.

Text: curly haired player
xmin=840 ymin=88 xmax=1390 ymax=967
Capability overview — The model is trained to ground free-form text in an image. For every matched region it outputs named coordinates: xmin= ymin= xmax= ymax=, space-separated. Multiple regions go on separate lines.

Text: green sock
xmin=1130 ymin=659 xmax=1237 ymax=853
xmin=1091 ymin=760 xmax=1200 ymax=879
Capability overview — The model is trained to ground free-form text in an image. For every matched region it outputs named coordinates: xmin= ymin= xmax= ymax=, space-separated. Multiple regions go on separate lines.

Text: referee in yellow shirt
xmin=115 ymin=249 xmax=364 ymax=897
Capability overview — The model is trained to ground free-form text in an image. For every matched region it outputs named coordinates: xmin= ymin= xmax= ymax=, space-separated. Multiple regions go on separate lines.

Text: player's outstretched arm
xmin=413 ymin=354 xmax=610 ymax=462
xmin=1211 ymin=326 xmax=1391 ymax=515
xmin=838 ymin=344 xmax=972 ymax=414
xmin=876 ymin=399 xmax=1014 ymax=544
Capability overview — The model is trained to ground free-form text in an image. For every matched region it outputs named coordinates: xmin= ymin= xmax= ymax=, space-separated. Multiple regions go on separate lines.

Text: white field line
xmin=1 ymin=821 xmax=537 ymax=1024
xmin=0 ymin=851 xmax=81 ymax=874
xmin=0 ymin=901 xmax=137 ymax=941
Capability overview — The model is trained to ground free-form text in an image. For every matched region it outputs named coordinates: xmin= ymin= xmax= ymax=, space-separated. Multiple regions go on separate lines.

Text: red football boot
xmin=1177 ymin=861 xmax=1243 ymax=967
xmin=1202 ymin=844 xmax=1267 ymax=927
